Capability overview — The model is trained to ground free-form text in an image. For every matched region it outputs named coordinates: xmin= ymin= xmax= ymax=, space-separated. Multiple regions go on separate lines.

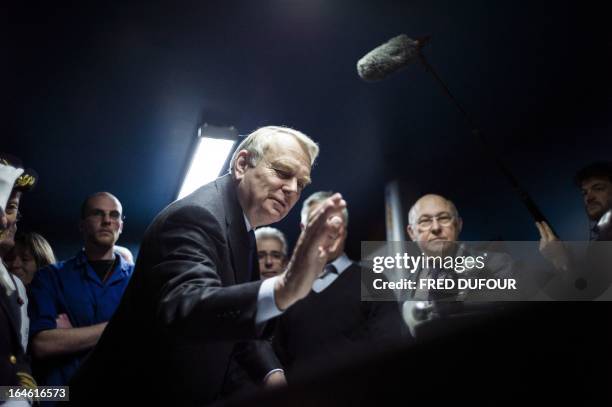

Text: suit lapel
xmin=217 ymin=175 xmax=252 ymax=284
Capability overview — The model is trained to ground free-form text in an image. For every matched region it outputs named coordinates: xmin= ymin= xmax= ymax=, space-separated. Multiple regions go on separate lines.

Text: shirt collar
xmin=0 ymin=261 xmax=16 ymax=295
xmin=243 ymin=213 xmax=252 ymax=232
xmin=76 ymin=248 xmax=132 ymax=274
xmin=329 ymin=253 xmax=352 ymax=275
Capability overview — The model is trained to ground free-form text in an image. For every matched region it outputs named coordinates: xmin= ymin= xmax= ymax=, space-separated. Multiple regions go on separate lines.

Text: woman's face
xmin=5 ymin=245 xmax=37 ymax=285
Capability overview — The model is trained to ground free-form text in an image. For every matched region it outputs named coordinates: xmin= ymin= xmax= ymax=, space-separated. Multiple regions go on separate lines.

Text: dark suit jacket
xmin=70 ymin=175 xmax=280 ymax=405
xmin=273 ymin=262 xmax=406 ymax=382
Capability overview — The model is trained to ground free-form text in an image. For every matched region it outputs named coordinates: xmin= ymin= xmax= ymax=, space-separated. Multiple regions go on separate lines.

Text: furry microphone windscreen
xmin=357 ymin=34 xmax=421 ymax=82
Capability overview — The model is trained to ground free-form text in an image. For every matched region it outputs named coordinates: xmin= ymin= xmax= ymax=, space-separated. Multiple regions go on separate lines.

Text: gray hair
xmin=408 ymin=194 xmax=460 ymax=226
xmin=254 ymin=226 xmax=288 ymax=257
xmin=229 ymin=126 xmax=319 ymax=176
xmin=300 ymin=191 xmax=349 ymax=227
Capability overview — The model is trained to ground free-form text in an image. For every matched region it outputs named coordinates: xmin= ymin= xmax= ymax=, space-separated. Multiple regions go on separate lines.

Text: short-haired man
xmin=71 ymin=126 xmax=346 ymax=405
xmin=403 ymin=194 xmax=513 ymax=338
xmin=273 ymin=191 xmax=404 ymax=381
xmin=255 ymin=227 xmax=288 ymax=280
xmin=28 ymin=192 xmax=134 ymax=387
xmin=536 ymin=162 xmax=612 ymax=298
xmin=537 ymin=161 xmax=612 ymax=249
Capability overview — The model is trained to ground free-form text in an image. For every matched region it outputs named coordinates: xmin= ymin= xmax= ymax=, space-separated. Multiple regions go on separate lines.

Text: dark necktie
xmin=247 ymin=230 xmax=259 ymax=281
xmin=323 ymin=263 xmax=338 ymax=277
xmin=312 ymin=263 xmax=338 ymax=293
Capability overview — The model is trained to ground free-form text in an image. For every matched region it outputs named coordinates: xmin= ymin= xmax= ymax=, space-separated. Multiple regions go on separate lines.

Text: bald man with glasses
xmin=402 ymin=194 xmax=514 ymax=339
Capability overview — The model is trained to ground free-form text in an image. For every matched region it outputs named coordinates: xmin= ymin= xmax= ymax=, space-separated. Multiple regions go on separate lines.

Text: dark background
xmin=3 ymin=0 xmax=610 ymax=260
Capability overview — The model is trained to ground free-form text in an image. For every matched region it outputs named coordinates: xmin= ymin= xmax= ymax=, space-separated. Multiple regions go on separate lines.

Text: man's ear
xmin=300 ymin=222 xmax=305 ymax=231
xmin=233 ymin=150 xmax=251 ymax=181
xmin=406 ymin=224 xmax=416 ymax=241
xmin=456 ymin=217 xmax=463 ymax=236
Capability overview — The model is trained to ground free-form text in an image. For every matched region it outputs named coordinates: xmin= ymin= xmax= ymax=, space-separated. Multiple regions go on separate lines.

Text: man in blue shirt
xmin=28 ymin=192 xmax=134 ymax=386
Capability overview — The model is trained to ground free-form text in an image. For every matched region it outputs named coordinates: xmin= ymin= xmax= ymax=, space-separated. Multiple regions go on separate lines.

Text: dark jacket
xmin=70 ymin=175 xmax=280 ymax=405
xmin=274 ymin=262 xmax=405 ymax=382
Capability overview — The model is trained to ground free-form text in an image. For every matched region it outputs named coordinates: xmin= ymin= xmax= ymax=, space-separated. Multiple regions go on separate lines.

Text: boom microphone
xmin=357 ymin=34 xmax=427 ymax=82
xmin=358 ymin=34 xmax=557 ymax=236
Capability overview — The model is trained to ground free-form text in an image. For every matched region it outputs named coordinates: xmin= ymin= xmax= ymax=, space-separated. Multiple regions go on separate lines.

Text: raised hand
xmin=535 ymin=221 xmax=570 ymax=272
xmin=275 ymin=193 xmax=346 ymax=310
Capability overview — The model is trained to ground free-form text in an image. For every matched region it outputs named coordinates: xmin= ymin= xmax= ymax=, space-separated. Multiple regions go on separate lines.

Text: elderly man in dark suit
xmin=71 ymin=126 xmax=345 ymax=405
xmin=274 ymin=191 xmax=405 ymax=381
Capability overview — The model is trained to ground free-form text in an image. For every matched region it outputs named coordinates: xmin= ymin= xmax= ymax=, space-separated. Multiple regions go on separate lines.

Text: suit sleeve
xmin=28 ymin=266 xmax=59 ymax=338
xmin=272 ymin=317 xmax=293 ymax=372
xmin=232 ymin=339 xmax=282 ymax=382
xmin=150 ymin=204 xmax=263 ymax=341
xmin=365 ymin=300 xmax=410 ymax=347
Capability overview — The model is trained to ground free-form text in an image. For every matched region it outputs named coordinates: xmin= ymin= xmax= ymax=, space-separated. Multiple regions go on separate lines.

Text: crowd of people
xmin=1 ymin=126 xmax=611 ymax=405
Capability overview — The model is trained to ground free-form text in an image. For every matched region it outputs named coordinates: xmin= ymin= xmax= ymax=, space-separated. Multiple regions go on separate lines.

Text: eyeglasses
xmin=86 ymin=209 xmax=125 ymax=222
xmin=416 ymin=214 xmax=454 ymax=229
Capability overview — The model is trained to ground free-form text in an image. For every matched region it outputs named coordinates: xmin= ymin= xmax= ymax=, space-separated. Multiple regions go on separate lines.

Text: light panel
xmin=177 ymin=137 xmax=236 ymax=199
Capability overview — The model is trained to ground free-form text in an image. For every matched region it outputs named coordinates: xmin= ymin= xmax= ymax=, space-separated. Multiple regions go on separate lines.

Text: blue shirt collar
xmin=75 ymin=249 xmax=132 ymax=282
xmin=243 ymin=213 xmax=252 ymax=232
xmin=329 ymin=253 xmax=352 ymax=275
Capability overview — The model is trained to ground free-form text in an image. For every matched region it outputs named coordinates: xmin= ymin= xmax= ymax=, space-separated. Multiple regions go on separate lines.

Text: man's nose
xmin=283 ymin=178 xmax=299 ymax=194
xmin=430 ymin=218 xmax=442 ymax=232
xmin=585 ymin=191 xmax=596 ymax=204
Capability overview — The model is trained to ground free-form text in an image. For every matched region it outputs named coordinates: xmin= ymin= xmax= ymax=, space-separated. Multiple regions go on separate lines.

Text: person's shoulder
xmin=154 ymin=179 xmax=228 ymax=227
xmin=118 ymin=256 xmax=136 ymax=276
xmin=480 ymin=250 xmax=513 ymax=265
xmin=160 ymin=202 xmax=225 ymax=238
xmin=37 ymin=257 xmax=71 ymax=276
xmin=30 ymin=260 xmax=68 ymax=291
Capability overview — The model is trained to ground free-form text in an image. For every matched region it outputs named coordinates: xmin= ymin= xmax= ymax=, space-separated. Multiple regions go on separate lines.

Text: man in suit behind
xmin=274 ymin=191 xmax=405 ymax=382
xmin=70 ymin=126 xmax=346 ymax=405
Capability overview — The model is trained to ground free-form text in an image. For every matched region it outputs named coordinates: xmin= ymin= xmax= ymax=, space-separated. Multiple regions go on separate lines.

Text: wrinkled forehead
xmin=264 ymin=136 xmax=311 ymax=170
xmin=86 ymin=194 xmax=123 ymax=213
xmin=415 ymin=198 xmax=453 ymax=218
xmin=257 ymin=237 xmax=284 ymax=251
